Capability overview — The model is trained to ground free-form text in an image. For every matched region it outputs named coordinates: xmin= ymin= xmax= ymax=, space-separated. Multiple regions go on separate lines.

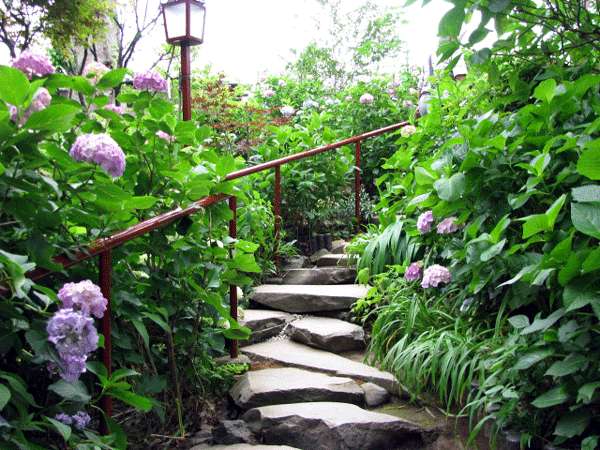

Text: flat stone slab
xmin=249 ymin=284 xmax=369 ymax=314
xmin=241 ymin=339 xmax=399 ymax=393
xmin=192 ymin=445 xmax=301 ymax=450
xmin=229 ymin=367 xmax=363 ymax=409
xmin=287 ymin=316 xmax=365 ymax=352
xmin=242 ymin=402 xmax=424 ymax=450
xmin=315 ymin=253 xmax=353 ymax=267
xmin=281 ymin=267 xmax=357 ymax=285
xmin=239 ymin=310 xmax=294 ymax=345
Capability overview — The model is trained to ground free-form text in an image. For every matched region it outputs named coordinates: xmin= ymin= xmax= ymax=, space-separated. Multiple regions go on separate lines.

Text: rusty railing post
xmin=228 ymin=196 xmax=238 ymax=359
xmin=355 ymin=140 xmax=361 ymax=232
xmin=274 ymin=165 xmax=281 ymax=275
xmin=98 ymin=250 xmax=112 ymax=435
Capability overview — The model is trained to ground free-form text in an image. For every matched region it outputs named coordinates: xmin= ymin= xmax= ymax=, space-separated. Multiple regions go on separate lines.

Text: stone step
xmin=281 ymin=267 xmax=356 ymax=285
xmin=249 ymin=284 xmax=369 ymax=314
xmin=242 ymin=402 xmax=425 ymax=450
xmin=229 ymin=367 xmax=364 ymax=409
xmin=315 ymin=253 xmax=353 ymax=267
xmin=287 ymin=316 xmax=365 ymax=352
xmin=193 ymin=444 xmax=301 ymax=450
xmin=241 ymin=339 xmax=400 ymax=394
xmin=238 ymin=310 xmax=294 ymax=346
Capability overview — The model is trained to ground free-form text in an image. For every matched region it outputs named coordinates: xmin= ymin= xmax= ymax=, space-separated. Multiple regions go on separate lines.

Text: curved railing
xmin=14 ymin=119 xmax=410 ymax=432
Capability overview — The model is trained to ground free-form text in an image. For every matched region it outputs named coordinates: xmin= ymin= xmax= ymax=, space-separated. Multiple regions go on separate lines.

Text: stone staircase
xmin=191 ymin=241 xmax=461 ymax=450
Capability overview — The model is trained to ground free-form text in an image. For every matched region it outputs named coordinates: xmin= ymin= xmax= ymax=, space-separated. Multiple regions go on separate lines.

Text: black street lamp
xmin=161 ymin=0 xmax=206 ymax=121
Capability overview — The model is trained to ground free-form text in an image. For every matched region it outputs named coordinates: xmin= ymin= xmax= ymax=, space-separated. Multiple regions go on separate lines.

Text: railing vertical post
xmin=274 ymin=165 xmax=281 ymax=274
xmin=98 ymin=250 xmax=112 ymax=435
xmin=355 ymin=140 xmax=361 ymax=232
xmin=228 ymin=196 xmax=238 ymax=359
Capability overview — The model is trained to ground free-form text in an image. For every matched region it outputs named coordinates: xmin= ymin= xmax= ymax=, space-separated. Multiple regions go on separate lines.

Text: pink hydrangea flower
xmin=401 ymin=125 xmax=417 ymax=137
xmin=103 ymin=103 xmax=125 ymax=115
xmin=9 ymin=87 xmax=52 ymax=125
xmin=409 ymin=88 xmax=418 ymax=96
xmin=421 ymin=264 xmax=452 ymax=288
xmin=387 ymin=88 xmax=396 ymax=95
xmin=405 ymin=262 xmax=423 ymax=281
xmin=359 ymin=93 xmax=374 ymax=104
xmin=156 ymin=130 xmax=174 ymax=142
xmin=437 ymin=217 xmax=460 ymax=234
xmin=11 ymin=49 xmax=55 ymax=79
xmin=57 ymin=280 xmax=107 ymax=318
xmin=133 ymin=70 xmax=168 ymax=92
xmin=83 ymin=62 xmax=110 ymax=84
xmin=69 ymin=133 xmax=126 ymax=178
xmin=417 ymin=210 xmax=435 ymax=233
xmin=264 ymin=89 xmax=276 ymax=98
xmin=278 ymin=79 xmax=285 ymax=86
xmin=345 ymin=95 xmax=353 ymax=102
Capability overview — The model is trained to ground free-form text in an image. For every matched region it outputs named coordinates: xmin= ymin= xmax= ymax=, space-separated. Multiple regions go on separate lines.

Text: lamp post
xmin=161 ymin=0 xmax=206 ymax=121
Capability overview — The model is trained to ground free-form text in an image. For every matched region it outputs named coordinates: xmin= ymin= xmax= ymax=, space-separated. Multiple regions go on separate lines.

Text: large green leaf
xmin=572 ymin=185 xmax=600 ymax=203
xmin=545 ymin=353 xmax=587 ymax=377
xmin=0 ymin=66 xmax=32 ymax=106
xmin=433 ymin=172 xmax=466 ymax=202
xmin=438 ymin=6 xmax=465 ymax=38
xmin=489 ymin=0 xmax=511 ymax=13
xmin=25 ymin=104 xmax=80 ymax=132
xmin=96 ymin=68 xmax=129 ymax=90
xmin=531 ymin=386 xmax=570 ymax=408
xmin=554 ymin=410 xmax=590 ymax=438
xmin=533 ymin=78 xmax=557 ymax=103
xmin=0 ymin=384 xmax=10 ymax=411
xmin=578 ymin=146 xmax=600 ymax=180
xmin=48 ymin=379 xmax=92 ymax=402
xmin=571 ymin=202 xmax=600 ymax=239
xmin=513 ymin=347 xmax=554 ymax=370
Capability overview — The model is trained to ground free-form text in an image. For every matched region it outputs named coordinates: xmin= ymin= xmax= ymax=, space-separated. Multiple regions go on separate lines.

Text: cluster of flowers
xmin=54 ymin=411 xmax=91 ymax=430
xmin=156 ymin=130 xmax=174 ymax=142
xmin=11 ymin=49 xmax=55 ymax=79
xmin=404 ymin=210 xmax=464 ymax=288
xmin=47 ymin=280 xmax=107 ymax=382
xmin=359 ymin=93 xmax=374 ymax=104
xmin=133 ymin=70 xmax=168 ymax=92
xmin=280 ymin=105 xmax=295 ymax=118
xmin=69 ymin=133 xmax=126 ymax=178
xmin=9 ymin=87 xmax=52 ymax=125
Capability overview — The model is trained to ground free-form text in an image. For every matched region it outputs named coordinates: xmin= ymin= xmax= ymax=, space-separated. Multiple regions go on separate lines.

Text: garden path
xmin=191 ymin=241 xmax=483 ymax=450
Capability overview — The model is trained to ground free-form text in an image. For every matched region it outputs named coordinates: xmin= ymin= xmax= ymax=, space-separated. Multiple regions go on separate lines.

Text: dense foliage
xmin=350 ymin=0 xmax=600 ymax=449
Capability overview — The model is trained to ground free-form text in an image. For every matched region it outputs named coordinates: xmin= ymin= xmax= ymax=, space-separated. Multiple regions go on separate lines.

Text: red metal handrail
xmin=11 ymin=119 xmax=409 ymax=433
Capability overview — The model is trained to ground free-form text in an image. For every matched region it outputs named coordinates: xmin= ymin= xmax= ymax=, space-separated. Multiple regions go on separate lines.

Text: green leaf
xmin=433 ymin=172 xmax=466 ymax=202
xmin=545 ymin=353 xmax=587 ymax=377
xmin=531 ymin=386 xmax=570 ymax=408
xmin=550 ymin=234 xmax=573 ymax=263
xmin=71 ymin=76 xmax=96 ymax=96
xmin=0 ymin=384 xmax=10 ymax=411
xmin=488 ymin=0 xmax=510 ymax=13
xmin=469 ymin=48 xmax=492 ymax=66
xmin=222 ymin=327 xmax=251 ymax=340
xmin=24 ymin=104 xmax=80 ymax=132
xmin=46 ymin=417 xmax=72 ymax=441
xmin=554 ymin=410 xmax=590 ymax=438
xmin=0 ymin=66 xmax=32 ymax=106
xmin=521 ymin=308 xmax=564 ymax=335
xmin=513 ymin=348 xmax=554 ymax=370
xmin=582 ymin=247 xmax=600 ymax=273
xmin=582 ymin=436 xmax=599 ymax=450
xmin=522 ymin=214 xmax=549 ymax=238
xmin=96 ymin=68 xmax=129 ymax=90
xmin=558 ymin=252 xmax=581 ymax=287
xmin=508 ymin=315 xmax=530 ymax=329
xmin=578 ymin=381 xmax=600 ymax=403
xmin=438 ymin=6 xmax=465 ymax=38
xmin=109 ymin=389 xmax=152 ymax=411
xmin=571 ymin=203 xmax=600 ymax=239
xmin=132 ymin=320 xmax=149 ymax=349
xmin=563 ymin=277 xmax=597 ymax=311
xmin=572 ymin=185 xmax=600 ymax=203
xmin=101 ymin=412 xmax=128 ymax=450
xmin=48 ymin=379 xmax=92 ymax=402
xmin=480 ymin=238 xmax=506 ymax=261
xmin=414 ymin=166 xmax=437 ymax=185
xmin=124 ymin=196 xmax=158 ymax=210
xmin=533 ymin=78 xmax=557 ymax=103
xmin=578 ymin=146 xmax=600 ymax=180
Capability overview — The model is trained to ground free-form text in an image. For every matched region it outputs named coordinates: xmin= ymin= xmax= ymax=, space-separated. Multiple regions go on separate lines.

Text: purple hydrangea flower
xmin=69 ymin=133 xmax=126 ymax=178
xmin=387 ymin=88 xmax=396 ymax=96
xmin=102 ymin=103 xmax=125 ymax=115
xmin=54 ymin=413 xmax=73 ymax=426
xmin=417 ymin=210 xmax=435 ymax=233
xmin=345 ymin=95 xmax=353 ymax=102
xmin=57 ymin=280 xmax=107 ymax=318
xmin=280 ymin=105 xmax=295 ymax=117
xmin=359 ymin=93 xmax=374 ymax=104
xmin=72 ymin=411 xmax=91 ymax=430
xmin=11 ymin=50 xmax=55 ymax=79
xmin=47 ymin=308 xmax=98 ymax=381
xmin=83 ymin=62 xmax=109 ymax=84
xmin=421 ymin=264 xmax=452 ymax=288
xmin=450 ymin=132 xmax=463 ymax=149
xmin=405 ymin=262 xmax=423 ymax=281
xmin=10 ymin=87 xmax=52 ymax=125
xmin=133 ymin=70 xmax=168 ymax=92
xmin=437 ymin=217 xmax=460 ymax=234
xmin=264 ymin=89 xmax=276 ymax=98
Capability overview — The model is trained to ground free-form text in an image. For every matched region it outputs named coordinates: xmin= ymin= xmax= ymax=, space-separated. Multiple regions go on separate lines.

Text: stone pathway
xmin=191 ymin=241 xmax=473 ymax=450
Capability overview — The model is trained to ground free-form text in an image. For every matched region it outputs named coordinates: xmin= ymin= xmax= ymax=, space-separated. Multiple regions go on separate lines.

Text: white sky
xmin=0 ymin=0 xmax=459 ymax=83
